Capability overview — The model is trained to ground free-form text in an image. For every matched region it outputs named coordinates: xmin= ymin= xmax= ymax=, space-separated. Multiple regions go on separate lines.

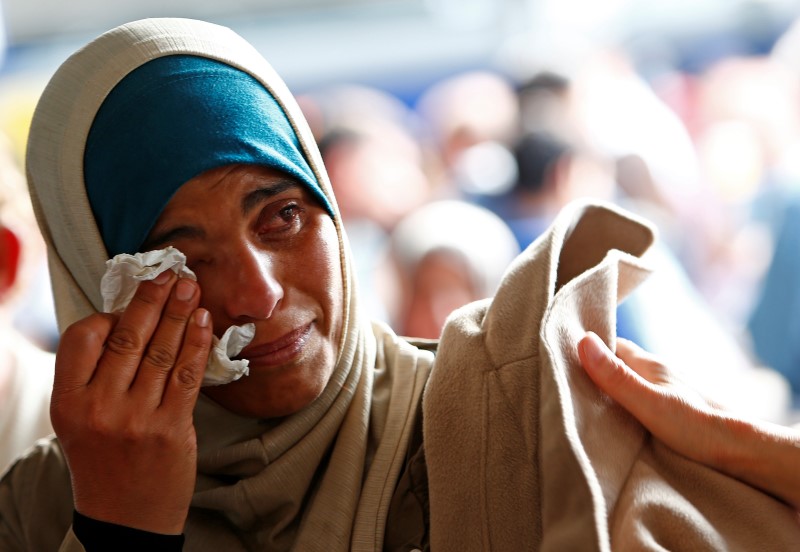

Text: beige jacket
xmin=424 ymin=200 xmax=800 ymax=551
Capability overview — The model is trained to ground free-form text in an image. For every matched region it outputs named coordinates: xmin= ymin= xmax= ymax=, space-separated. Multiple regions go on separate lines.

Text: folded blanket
xmin=424 ymin=200 xmax=800 ymax=551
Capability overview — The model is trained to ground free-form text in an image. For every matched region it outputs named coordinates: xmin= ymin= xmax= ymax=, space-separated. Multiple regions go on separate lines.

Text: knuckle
xmin=60 ymin=314 xmax=111 ymax=348
xmin=105 ymin=326 xmax=144 ymax=356
xmin=605 ymin=357 xmax=634 ymax=387
xmin=144 ymin=343 xmax=177 ymax=370
xmin=49 ymin=398 xmax=74 ymax=432
xmin=84 ymin=405 xmax=115 ymax=438
xmin=163 ymin=308 xmax=190 ymax=325
xmin=130 ymin=282 xmax=167 ymax=306
xmin=173 ymin=362 xmax=201 ymax=388
xmin=152 ymin=426 xmax=178 ymax=447
xmin=116 ymin=416 xmax=178 ymax=447
xmin=60 ymin=320 xmax=87 ymax=343
xmin=119 ymin=419 xmax=150 ymax=444
xmin=184 ymin=334 xmax=210 ymax=353
xmin=180 ymin=436 xmax=197 ymax=457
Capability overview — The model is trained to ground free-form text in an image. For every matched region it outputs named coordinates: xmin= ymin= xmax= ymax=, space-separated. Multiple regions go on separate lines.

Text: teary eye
xmin=257 ymin=200 xmax=306 ymax=239
xmin=279 ymin=204 xmax=299 ymax=221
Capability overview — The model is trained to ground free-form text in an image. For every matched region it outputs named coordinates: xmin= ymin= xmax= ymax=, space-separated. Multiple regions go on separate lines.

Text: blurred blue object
xmin=748 ymin=195 xmax=800 ymax=393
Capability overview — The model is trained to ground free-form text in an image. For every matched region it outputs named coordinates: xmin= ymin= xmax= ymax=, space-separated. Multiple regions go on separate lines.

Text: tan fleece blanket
xmin=423 ymin=200 xmax=800 ymax=551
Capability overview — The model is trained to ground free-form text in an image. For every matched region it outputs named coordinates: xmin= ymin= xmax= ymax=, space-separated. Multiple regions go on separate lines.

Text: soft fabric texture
xmin=84 ymin=54 xmax=332 ymax=257
xmin=4 ymin=17 xmax=433 ymax=552
xmin=423 ymin=199 xmax=800 ymax=551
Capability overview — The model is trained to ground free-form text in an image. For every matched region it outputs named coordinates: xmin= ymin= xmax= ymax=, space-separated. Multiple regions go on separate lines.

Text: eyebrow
xmin=241 ymin=180 xmax=299 ymax=215
xmin=141 ymin=179 xmax=302 ymax=251
xmin=141 ymin=226 xmax=204 ymax=251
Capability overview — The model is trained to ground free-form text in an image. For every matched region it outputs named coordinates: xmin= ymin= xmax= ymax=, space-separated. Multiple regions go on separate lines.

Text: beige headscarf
xmin=25 ymin=18 xmax=432 ymax=551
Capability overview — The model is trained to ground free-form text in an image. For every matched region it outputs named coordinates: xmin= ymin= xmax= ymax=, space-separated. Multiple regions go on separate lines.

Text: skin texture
xmin=578 ymin=331 xmax=800 ymax=512
xmin=146 ymin=164 xmax=344 ymax=419
xmin=50 ymin=164 xmax=344 ymax=534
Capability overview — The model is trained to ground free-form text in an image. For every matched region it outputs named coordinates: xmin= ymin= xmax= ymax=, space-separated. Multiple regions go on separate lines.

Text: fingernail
xmin=176 ymin=279 xmax=196 ymax=301
xmin=153 ymin=270 xmax=172 ymax=285
xmin=194 ymin=309 xmax=210 ymax=327
xmin=584 ymin=332 xmax=611 ymax=364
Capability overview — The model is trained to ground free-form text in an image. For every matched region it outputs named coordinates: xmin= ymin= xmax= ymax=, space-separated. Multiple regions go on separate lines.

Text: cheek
xmin=302 ymin=217 xmax=344 ymax=328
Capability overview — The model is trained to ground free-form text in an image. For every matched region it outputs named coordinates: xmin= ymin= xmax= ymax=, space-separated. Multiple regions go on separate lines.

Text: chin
xmin=202 ymin=363 xmax=332 ymax=419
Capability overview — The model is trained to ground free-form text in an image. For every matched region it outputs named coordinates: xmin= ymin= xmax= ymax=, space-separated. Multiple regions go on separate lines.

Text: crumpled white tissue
xmin=100 ymin=246 xmax=254 ymax=386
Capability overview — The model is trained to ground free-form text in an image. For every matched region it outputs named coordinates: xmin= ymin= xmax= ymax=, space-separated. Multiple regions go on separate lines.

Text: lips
xmin=238 ymin=323 xmax=312 ymax=368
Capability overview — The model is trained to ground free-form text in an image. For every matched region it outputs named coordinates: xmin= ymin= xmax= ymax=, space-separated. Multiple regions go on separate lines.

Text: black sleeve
xmin=383 ymin=401 xmax=430 ymax=552
xmin=72 ymin=510 xmax=184 ymax=552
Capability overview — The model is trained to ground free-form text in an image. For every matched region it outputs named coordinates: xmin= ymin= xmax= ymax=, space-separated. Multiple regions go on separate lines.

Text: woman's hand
xmin=578 ymin=332 xmax=800 ymax=511
xmin=50 ymin=270 xmax=212 ymax=534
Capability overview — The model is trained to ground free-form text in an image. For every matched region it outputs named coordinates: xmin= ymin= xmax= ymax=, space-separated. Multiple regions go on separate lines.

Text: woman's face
xmin=142 ymin=164 xmax=344 ymax=418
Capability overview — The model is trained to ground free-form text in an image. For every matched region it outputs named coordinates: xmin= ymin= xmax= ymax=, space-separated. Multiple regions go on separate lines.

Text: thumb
xmin=577 ymin=331 xmax=654 ymax=418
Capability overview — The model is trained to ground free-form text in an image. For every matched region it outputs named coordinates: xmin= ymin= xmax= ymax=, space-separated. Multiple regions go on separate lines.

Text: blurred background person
xmin=699 ymin=34 xmax=800 ymax=398
xmin=389 ymin=200 xmax=519 ymax=339
xmin=415 ymin=70 xmax=521 ymax=200
xmin=501 ymin=129 xmax=615 ymax=247
xmin=309 ymin=84 xmax=433 ymax=324
xmin=687 ymin=56 xmax=800 ymax=335
xmin=517 ymin=70 xmax=574 ymax=138
xmin=747 ymin=196 xmax=800 ymax=397
xmin=495 ymin=49 xmax=794 ymax=422
xmin=571 ymin=47 xmax=794 ymax=421
xmin=0 ymin=134 xmax=54 ymax=472
xmin=309 ymin=84 xmax=432 ymax=231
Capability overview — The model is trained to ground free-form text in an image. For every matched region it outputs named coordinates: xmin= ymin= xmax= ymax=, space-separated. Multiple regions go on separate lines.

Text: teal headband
xmin=84 ymin=54 xmax=333 ymax=257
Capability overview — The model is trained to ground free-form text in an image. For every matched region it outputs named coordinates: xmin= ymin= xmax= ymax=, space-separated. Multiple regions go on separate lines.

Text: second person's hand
xmin=577 ymin=331 xmax=800 ymax=512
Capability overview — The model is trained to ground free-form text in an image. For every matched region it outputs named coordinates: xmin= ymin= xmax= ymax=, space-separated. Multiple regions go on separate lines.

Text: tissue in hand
xmin=100 ymin=246 xmax=254 ymax=386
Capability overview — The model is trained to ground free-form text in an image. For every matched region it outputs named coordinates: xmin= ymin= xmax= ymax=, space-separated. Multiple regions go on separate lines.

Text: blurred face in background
xmin=398 ymin=249 xmax=476 ymax=340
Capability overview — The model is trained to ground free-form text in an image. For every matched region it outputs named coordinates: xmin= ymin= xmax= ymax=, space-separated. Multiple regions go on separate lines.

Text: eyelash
xmin=257 ymin=201 xmax=305 ymax=239
xmin=152 ymin=198 xmax=308 ymax=271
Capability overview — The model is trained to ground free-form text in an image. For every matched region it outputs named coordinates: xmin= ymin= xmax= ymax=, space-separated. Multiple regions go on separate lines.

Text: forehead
xmin=183 ymin=163 xmax=301 ymax=192
xmin=164 ymin=164 xmax=307 ymax=211
xmin=143 ymin=163 xmax=334 ymax=253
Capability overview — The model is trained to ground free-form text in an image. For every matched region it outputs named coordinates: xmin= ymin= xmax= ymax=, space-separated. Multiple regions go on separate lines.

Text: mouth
xmin=237 ymin=323 xmax=312 ymax=368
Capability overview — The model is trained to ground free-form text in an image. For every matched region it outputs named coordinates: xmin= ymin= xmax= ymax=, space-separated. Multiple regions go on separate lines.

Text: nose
xmin=214 ymin=243 xmax=284 ymax=323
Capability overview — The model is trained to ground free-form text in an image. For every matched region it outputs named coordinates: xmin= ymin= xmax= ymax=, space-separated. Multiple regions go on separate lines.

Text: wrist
xmin=73 ymin=495 xmax=187 ymax=535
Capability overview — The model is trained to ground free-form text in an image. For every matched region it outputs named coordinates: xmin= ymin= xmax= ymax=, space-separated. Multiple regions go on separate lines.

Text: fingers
xmin=132 ymin=278 xmax=201 ymax=401
xmin=55 ymin=314 xmax=117 ymax=388
xmin=614 ymin=338 xmax=674 ymax=386
xmin=578 ymin=332 xmax=745 ymax=471
xmin=55 ymin=270 xmax=211 ymax=417
xmin=577 ymin=332 xmax=663 ymax=428
xmin=91 ymin=270 xmax=178 ymax=390
xmin=49 ymin=273 xmax=208 ymax=535
xmin=161 ymin=309 xmax=212 ymax=418
xmin=52 ymin=313 xmax=118 ymax=433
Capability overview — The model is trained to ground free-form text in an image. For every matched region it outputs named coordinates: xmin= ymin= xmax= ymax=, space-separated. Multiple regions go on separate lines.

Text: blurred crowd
xmin=6 ymin=11 xmax=800 ymax=468
xmin=295 ymin=20 xmax=800 ymax=423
